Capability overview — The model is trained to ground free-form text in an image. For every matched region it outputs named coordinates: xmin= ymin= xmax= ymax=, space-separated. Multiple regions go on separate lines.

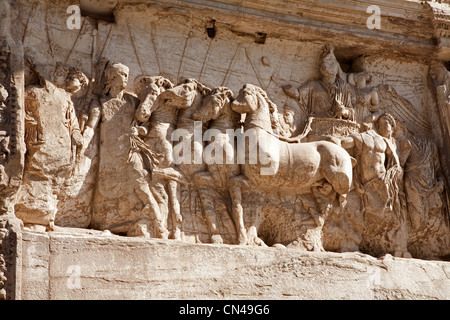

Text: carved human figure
xmin=131 ymin=75 xmax=186 ymax=240
xmin=0 ymin=84 xmax=8 ymax=127
xmin=400 ymin=127 xmax=450 ymax=258
xmin=92 ymin=62 xmax=168 ymax=238
xmin=278 ymin=108 xmax=297 ymax=137
xmin=283 ymin=45 xmax=355 ymax=121
xmin=15 ymin=61 xmax=83 ymax=229
xmin=430 ymin=63 xmax=450 ymax=184
xmin=53 ymin=66 xmax=102 ymax=228
xmin=346 ymin=71 xmax=380 ymax=122
xmin=341 ymin=113 xmax=411 ymax=257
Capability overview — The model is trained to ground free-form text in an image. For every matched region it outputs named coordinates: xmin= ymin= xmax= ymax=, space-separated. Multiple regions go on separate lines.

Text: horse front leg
xmin=166 ymin=179 xmax=183 ymax=241
xmin=228 ymin=175 xmax=252 ymax=245
xmin=194 ymin=171 xmax=224 ymax=244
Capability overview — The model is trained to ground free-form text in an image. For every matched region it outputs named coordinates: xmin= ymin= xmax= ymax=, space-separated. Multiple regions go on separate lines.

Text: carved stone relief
xmin=0 ymin=0 xmax=449 ymax=264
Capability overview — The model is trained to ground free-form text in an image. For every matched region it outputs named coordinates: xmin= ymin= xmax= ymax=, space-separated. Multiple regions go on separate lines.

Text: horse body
xmin=232 ymin=84 xmax=354 ymax=197
xmin=240 ymin=128 xmax=353 ymax=195
xmin=168 ymin=80 xmax=210 ymax=177
xmin=193 ymin=87 xmax=246 ymax=244
xmin=162 ymin=79 xmax=236 ymax=243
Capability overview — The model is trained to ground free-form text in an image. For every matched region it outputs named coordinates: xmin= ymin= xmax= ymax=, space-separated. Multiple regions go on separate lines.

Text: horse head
xmin=134 ymin=75 xmax=173 ymax=122
xmin=230 ymin=84 xmax=258 ymax=114
xmin=231 ymin=84 xmax=282 ymax=133
xmin=193 ymin=86 xmax=234 ymax=123
xmin=159 ymin=78 xmax=211 ymax=110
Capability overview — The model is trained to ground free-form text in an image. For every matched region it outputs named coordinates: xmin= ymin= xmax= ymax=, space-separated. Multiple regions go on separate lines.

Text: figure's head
xmin=52 ymin=63 xmax=69 ymax=88
xmin=347 ymin=71 xmax=372 ymax=89
xmin=104 ymin=62 xmax=129 ymax=94
xmin=65 ymin=67 xmax=89 ymax=94
xmin=377 ymin=113 xmax=396 ymax=137
xmin=320 ymin=45 xmax=340 ymax=85
xmin=283 ymin=108 xmax=295 ymax=127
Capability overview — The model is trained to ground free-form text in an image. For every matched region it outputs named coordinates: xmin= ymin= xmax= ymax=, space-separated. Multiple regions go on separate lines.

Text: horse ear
xmin=224 ymin=88 xmax=234 ymax=100
xmin=162 ymin=78 xmax=173 ymax=90
xmin=216 ymin=87 xmax=234 ymax=101
xmin=198 ymin=82 xmax=211 ymax=96
xmin=203 ymin=87 xmax=212 ymax=96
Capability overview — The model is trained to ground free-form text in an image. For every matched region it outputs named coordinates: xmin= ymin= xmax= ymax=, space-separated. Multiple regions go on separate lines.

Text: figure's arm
xmin=340 ymin=133 xmax=362 ymax=151
xmin=86 ymin=99 xmax=101 ymax=130
xmin=369 ymin=88 xmax=379 ymax=107
xmin=67 ymin=101 xmax=83 ymax=148
xmin=135 ymin=92 xmax=159 ymax=123
xmin=384 ymin=138 xmax=401 ymax=169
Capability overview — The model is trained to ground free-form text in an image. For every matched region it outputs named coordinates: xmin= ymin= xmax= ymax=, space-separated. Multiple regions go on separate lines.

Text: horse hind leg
xmin=321 ymin=166 xmax=352 ymax=209
xmin=322 ymin=164 xmax=352 ymax=195
xmin=228 ymin=175 xmax=267 ymax=247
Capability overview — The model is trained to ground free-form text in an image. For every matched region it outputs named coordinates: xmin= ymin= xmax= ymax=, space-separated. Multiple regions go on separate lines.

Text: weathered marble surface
xmin=21 ymin=229 xmax=450 ymax=300
xmin=1 ymin=0 xmax=450 ymax=300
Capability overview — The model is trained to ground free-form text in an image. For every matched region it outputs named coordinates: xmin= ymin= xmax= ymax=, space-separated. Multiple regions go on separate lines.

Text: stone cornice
xmin=101 ymin=0 xmax=437 ymax=60
xmin=427 ymin=1 xmax=450 ymax=60
xmin=76 ymin=1 xmax=450 ymax=61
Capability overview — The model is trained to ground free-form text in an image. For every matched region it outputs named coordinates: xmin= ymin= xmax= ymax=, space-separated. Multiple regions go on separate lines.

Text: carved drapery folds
xmin=9 ymin=49 xmax=449 ymax=260
xmin=0 ymin=0 xmax=449 ymax=263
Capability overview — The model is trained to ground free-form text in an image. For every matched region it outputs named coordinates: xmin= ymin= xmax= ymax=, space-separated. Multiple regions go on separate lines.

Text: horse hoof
xmin=127 ymin=223 xmax=151 ymax=238
xmin=238 ymin=234 xmax=248 ymax=245
xmin=173 ymin=229 xmax=182 ymax=241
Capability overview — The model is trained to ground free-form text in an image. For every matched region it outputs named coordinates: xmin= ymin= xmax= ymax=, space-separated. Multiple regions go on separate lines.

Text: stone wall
xmin=20 ymin=229 xmax=450 ymax=300
xmin=2 ymin=0 xmax=450 ymax=300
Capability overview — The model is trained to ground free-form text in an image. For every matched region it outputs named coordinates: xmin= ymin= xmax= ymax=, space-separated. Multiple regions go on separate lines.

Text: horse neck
xmin=211 ymin=101 xmax=240 ymax=132
xmin=243 ymin=94 xmax=273 ymax=133
xmin=177 ymin=91 xmax=203 ymax=131
xmin=150 ymin=103 xmax=178 ymax=126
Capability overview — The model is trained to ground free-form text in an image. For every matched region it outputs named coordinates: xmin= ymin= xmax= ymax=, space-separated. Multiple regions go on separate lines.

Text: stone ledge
xmin=20 ymin=229 xmax=450 ymax=300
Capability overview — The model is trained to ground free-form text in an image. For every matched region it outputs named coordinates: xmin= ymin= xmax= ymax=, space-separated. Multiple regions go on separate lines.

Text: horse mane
xmin=244 ymin=84 xmax=283 ymax=133
xmin=134 ymin=75 xmax=173 ymax=98
xmin=181 ymin=78 xmax=212 ymax=96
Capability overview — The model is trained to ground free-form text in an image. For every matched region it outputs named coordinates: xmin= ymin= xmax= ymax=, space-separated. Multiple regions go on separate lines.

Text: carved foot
xmin=23 ymin=223 xmax=47 ymax=233
xmin=211 ymin=234 xmax=224 ymax=244
xmin=173 ymin=228 xmax=184 ymax=241
xmin=159 ymin=229 xmax=170 ymax=240
xmin=127 ymin=219 xmax=151 ymax=238
xmin=394 ymin=251 xmax=412 ymax=258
